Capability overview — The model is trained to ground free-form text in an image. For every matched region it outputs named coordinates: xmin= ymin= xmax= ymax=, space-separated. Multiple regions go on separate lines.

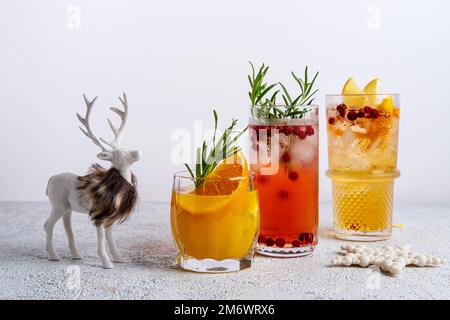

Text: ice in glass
xmin=326 ymin=78 xmax=400 ymax=241
xmin=249 ymin=109 xmax=318 ymax=256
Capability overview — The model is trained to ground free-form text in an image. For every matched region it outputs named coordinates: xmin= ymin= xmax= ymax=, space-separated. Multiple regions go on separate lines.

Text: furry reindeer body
xmin=78 ymin=164 xmax=138 ymax=227
xmin=45 ymin=93 xmax=140 ymax=269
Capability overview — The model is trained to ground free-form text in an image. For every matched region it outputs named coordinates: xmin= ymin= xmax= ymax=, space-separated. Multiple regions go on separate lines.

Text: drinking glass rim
xmin=325 ymin=93 xmax=400 ymax=97
xmin=173 ymin=170 xmax=255 ymax=182
xmin=251 ymin=104 xmax=319 ymax=109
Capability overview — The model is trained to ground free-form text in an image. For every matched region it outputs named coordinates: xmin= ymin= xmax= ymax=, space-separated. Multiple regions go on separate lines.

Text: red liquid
xmin=249 ymin=124 xmax=318 ymax=249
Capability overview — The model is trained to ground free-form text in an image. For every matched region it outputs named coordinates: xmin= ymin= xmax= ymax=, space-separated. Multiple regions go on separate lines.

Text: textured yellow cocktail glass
xmin=326 ymin=93 xmax=400 ymax=241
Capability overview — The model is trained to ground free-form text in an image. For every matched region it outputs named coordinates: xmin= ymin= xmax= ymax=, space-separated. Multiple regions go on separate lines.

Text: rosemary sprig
xmin=290 ymin=66 xmax=319 ymax=106
xmin=248 ymin=62 xmax=319 ymax=119
xmin=184 ymin=110 xmax=247 ymax=187
xmin=248 ymin=61 xmax=278 ymax=107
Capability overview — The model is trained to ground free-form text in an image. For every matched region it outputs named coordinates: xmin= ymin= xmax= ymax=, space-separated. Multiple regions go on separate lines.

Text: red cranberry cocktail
xmin=249 ymin=106 xmax=319 ymax=257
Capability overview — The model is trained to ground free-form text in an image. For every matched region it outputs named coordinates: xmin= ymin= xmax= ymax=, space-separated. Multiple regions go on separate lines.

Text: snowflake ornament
xmin=330 ymin=244 xmax=447 ymax=275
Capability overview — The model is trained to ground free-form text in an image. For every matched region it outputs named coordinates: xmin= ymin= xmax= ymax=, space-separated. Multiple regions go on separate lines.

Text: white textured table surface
xmin=0 ymin=202 xmax=449 ymax=300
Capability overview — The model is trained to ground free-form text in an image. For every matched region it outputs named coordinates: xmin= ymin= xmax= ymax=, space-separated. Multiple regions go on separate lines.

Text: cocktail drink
xmin=171 ymin=111 xmax=259 ymax=272
xmin=247 ymin=63 xmax=320 ymax=257
xmin=249 ymin=107 xmax=318 ymax=256
xmin=326 ymin=78 xmax=400 ymax=241
xmin=171 ymin=168 xmax=259 ymax=272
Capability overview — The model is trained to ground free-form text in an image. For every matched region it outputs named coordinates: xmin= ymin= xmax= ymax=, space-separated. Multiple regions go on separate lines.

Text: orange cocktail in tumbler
xmin=171 ymin=153 xmax=259 ymax=269
xmin=171 ymin=110 xmax=259 ymax=273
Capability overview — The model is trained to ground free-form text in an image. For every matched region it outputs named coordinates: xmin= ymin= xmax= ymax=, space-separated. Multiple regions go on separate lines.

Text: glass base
xmin=333 ymin=229 xmax=391 ymax=241
xmin=256 ymin=243 xmax=315 ymax=258
xmin=328 ymin=171 xmax=397 ymax=243
xmin=178 ymin=255 xmax=252 ymax=273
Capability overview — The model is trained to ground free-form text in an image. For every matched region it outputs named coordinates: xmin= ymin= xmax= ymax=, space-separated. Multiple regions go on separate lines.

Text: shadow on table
xmin=126 ymin=237 xmax=178 ymax=271
xmin=318 ymin=226 xmax=342 ymax=241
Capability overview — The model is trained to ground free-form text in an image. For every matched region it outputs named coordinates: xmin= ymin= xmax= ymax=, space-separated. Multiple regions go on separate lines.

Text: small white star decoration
xmin=330 ymin=244 xmax=447 ymax=275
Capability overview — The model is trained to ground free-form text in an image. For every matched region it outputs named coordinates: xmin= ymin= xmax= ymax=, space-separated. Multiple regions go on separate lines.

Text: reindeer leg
xmin=44 ymin=207 xmax=64 ymax=261
xmin=96 ymin=225 xmax=114 ymax=269
xmin=63 ymin=211 xmax=82 ymax=259
xmin=105 ymin=225 xmax=124 ymax=263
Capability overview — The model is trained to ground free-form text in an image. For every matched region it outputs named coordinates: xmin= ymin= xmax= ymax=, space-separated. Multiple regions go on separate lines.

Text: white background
xmin=0 ymin=0 xmax=449 ymax=203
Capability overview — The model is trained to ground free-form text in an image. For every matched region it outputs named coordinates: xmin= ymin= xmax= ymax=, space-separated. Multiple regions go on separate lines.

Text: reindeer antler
xmin=99 ymin=93 xmax=128 ymax=149
xmin=77 ymin=94 xmax=108 ymax=152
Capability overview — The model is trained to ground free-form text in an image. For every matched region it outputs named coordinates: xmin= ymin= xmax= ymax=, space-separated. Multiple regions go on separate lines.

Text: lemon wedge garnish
xmin=342 ymin=77 xmax=396 ymax=114
xmin=363 ymin=78 xmax=380 ymax=106
xmin=377 ymin=96 xmax=394 ymax=114
xmin=363 ymin=78 xmax=394 ymax=113
xmin=363 ymin=78 xmax=380 ymax=94
xmin=342 ymin=77 xmax=363 ymax=94
xmin=342 ymin=77 xmax=367 ymax=107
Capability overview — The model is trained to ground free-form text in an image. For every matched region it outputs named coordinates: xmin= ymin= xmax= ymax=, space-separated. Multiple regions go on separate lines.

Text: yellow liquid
xmin=326 ymin=105 xmax=400 ymax=236
xmin=328 ymin=171 xmax=398 ymax=233
xmin=170 ymin=190 xmax=259 ymax=260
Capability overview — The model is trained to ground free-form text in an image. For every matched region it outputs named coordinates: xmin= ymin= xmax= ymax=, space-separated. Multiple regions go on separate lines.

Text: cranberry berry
xmin=299 ymin=233 xmax=307 ymax=242
xmin=288 ymin=171 xmax=298 ymax=181
xmin=346 ymin=111 xmax=358 ymax=121
xmin=328 ymin=117 xmax=335 ymax=125
xmin=305 ymin=125 xmax=314 ymax=136
xmin=363 ymin=106 xmax=372 ymax=114
xmin=293 ymin=126 xmax=303 ymax=136
xmin=275 ymin=238 xmax=286 ymax=248
xmin=258 ymin=235 xmax=266 ymax=244
xmin=299 ymin=232 xmax=314 ymax=243
xmin=336 ymin=104 xmax=347 ymax=117
xmin=282 ymin=152 xmax=291 ymax=163
xmin=369 ymin=109 xmax=379 ymax=119
xmin=291 ymin=240 xmax=301 ymax=247
xmin=357 ymin=110 xmax=365 ymax=118
xmin=278 ymin=190 xmax=289 ymax=199
xmin=288 ymin=172 xmax=298 ymax=181
xmin=282 ymin=126 xmax=292 ymax=135
xmin=265 ymin=237 xmax=275 ymax=246
xmin=257 ymin=175 xmax=268 ymax=184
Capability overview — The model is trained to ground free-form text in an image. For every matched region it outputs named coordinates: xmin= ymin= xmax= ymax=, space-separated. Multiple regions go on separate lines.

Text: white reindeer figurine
xmin=45 ymin=93 xmax=140 ymax=269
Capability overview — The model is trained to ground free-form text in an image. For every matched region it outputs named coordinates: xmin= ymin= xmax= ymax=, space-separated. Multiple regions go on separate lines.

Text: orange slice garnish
xmin=196 ymin=151 xmax=248 ymax=195
xmin=177 ymin=152 xmax=248 ymax=214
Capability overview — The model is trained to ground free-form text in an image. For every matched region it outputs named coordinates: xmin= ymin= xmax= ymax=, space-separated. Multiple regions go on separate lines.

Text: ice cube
xmin=279 ymin=132 xmax=290 ymax=147
xmin=351 ymin=124 xmax=367 ymax=134
xmin=290 ymin=136 xmax=317 ymax=167
xmin=258 ymin=142 xmax=271 ymax=165
xmin=346 ymin=152 xmax=371 ymax=171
